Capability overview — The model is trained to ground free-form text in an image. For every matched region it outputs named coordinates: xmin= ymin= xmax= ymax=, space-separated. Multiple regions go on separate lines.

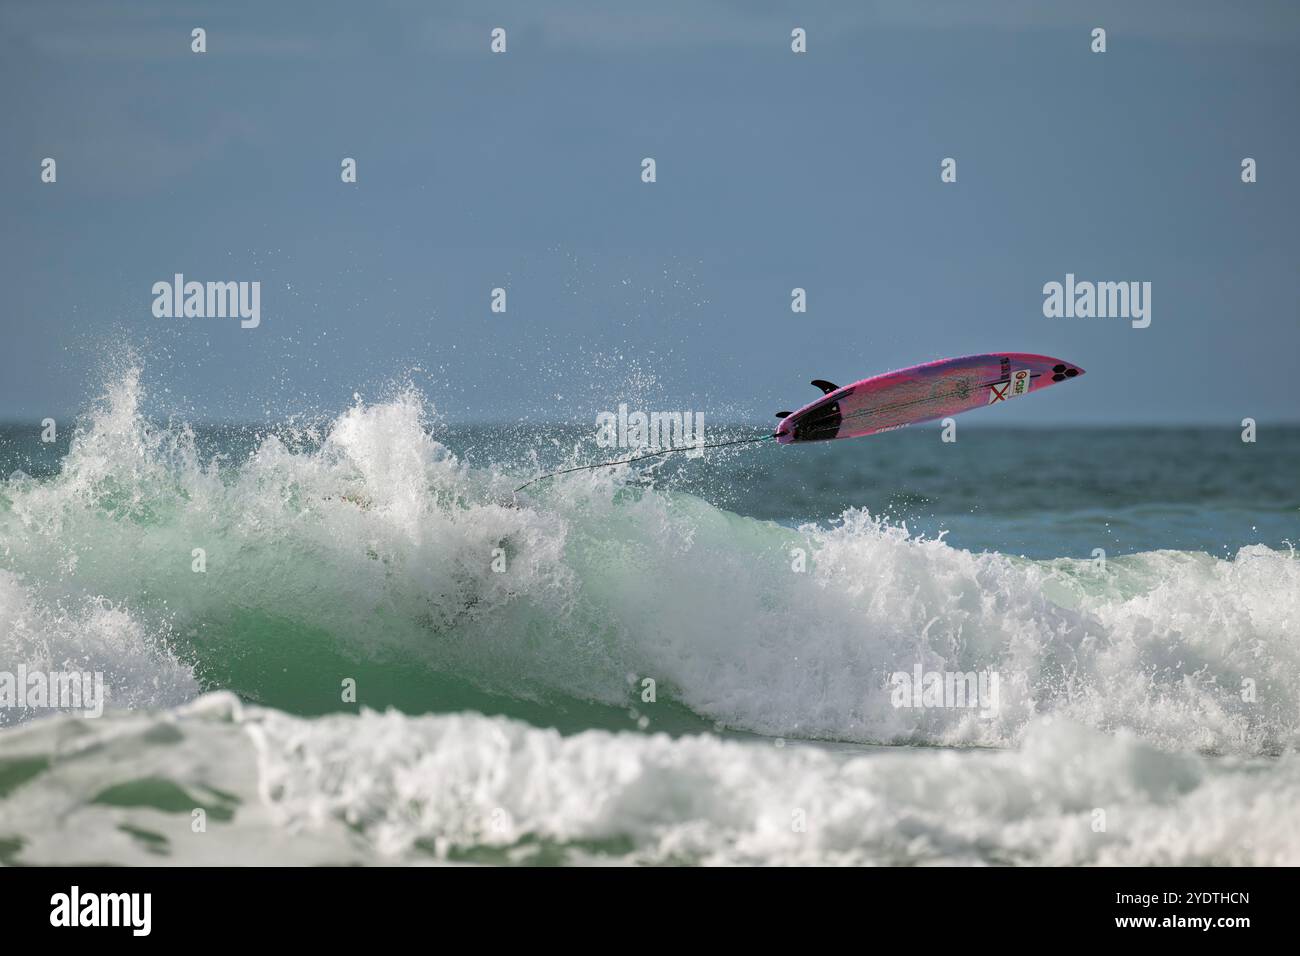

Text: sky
xmin=1 ymin=0 xmax=1297 ymax=425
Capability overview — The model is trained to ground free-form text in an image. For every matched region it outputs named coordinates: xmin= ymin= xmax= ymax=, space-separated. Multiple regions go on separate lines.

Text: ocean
xmin=1 ymin=368 xmax=1298 ymax=865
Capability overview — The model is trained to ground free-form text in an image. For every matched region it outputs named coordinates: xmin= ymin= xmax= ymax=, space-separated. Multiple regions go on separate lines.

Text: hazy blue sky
xmin=2 ymin=0 xmax=1297 ymax=425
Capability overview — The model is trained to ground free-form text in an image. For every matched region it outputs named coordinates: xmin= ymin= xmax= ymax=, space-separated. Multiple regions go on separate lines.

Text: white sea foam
xmin=0 ymin=571 xmax=197 ymax=726
xmin=0 ymin=693 xmax=1295 ymax=866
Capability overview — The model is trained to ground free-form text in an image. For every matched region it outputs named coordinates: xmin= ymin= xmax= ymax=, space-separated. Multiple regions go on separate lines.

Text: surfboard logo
xmin=989 ymin=369 xmax=1031 ymax=403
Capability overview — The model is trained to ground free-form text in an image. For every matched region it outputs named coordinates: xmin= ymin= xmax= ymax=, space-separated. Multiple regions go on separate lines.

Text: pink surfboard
xmin=773 ymin=353 xmax=1084 ymax=444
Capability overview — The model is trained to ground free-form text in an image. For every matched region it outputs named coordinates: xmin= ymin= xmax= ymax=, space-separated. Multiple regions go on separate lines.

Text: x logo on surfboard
xmin=987 ymin=369 xmax=1031 ymax=403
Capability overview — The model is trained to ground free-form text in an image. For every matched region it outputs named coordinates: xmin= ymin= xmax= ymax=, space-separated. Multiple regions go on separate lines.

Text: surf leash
xmin=513 ymin=433 xmax=775 ymax=493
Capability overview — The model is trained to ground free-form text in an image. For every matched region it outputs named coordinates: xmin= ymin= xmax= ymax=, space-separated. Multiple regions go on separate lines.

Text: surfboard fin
xmin=774 ymin=411 xmax=792 ymax=419
xmin=811 ymin=380 xmax=838 ymax=395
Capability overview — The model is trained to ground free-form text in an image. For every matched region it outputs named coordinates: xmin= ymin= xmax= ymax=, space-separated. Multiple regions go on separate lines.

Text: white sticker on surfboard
xmin=987 ymin=369 xmax=1030 ymax=403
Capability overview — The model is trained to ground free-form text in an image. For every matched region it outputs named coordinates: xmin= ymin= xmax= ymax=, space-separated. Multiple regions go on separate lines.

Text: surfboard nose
xmin=1048 ymin=361 xmax=1084 ymax=383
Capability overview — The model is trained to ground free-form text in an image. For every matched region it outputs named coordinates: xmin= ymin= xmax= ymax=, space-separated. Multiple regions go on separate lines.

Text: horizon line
xmin=1 ymin=418 xmax=1297 ymax=430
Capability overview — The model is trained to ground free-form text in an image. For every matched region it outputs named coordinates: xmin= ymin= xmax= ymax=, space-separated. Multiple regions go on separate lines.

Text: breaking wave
xmin=1 ymin=367 xmax=1298 ymax=755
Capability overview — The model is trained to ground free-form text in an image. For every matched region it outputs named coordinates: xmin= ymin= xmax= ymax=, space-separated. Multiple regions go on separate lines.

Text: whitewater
xmin=0 ymin=368 xmax=1298 ymax=865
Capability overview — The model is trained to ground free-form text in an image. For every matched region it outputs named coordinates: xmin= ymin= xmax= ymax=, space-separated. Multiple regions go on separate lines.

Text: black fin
xmin=774 ymin=411 xmax=792 ymax=419
xmin=811 ymin=380 xmax=838 ymax=395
